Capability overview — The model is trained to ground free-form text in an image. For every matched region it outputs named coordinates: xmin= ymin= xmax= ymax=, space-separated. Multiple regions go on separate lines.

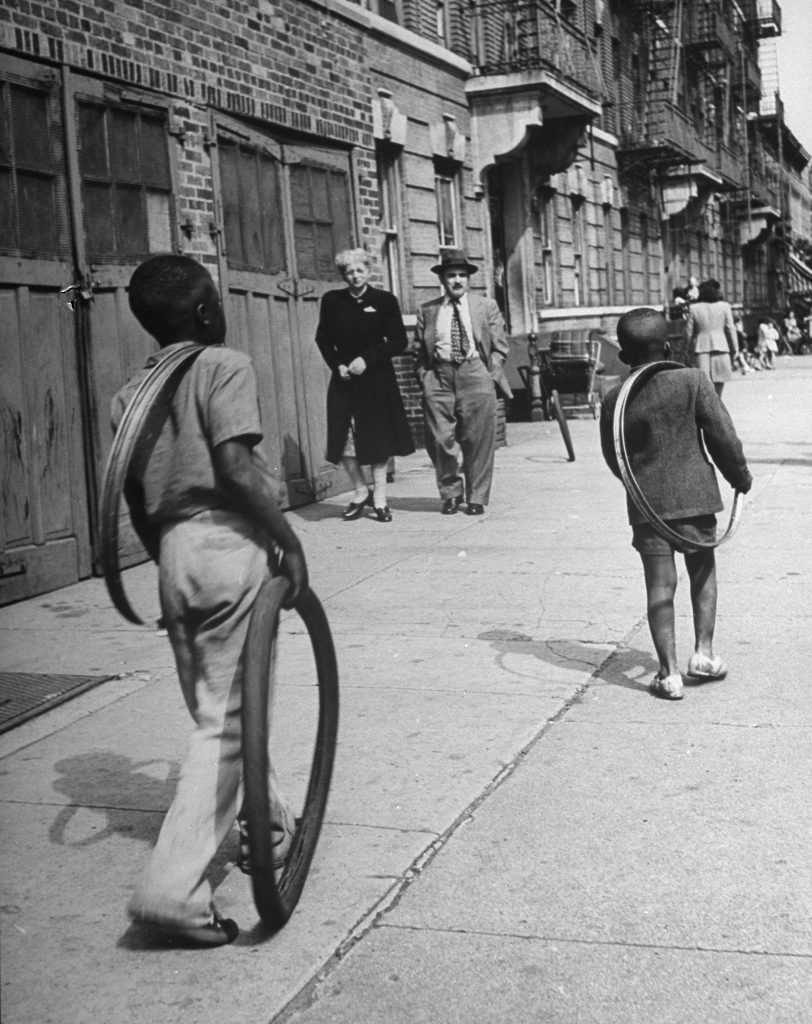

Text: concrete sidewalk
xmin=1 ymin=358 xmax=810 ymax=1023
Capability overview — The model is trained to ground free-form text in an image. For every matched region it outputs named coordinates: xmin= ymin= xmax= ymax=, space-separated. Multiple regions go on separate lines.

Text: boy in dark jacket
xmin=599 ymin=308 xmax=752 ymax=700
xmin=112 ymin=255 xmax=307 ymax=945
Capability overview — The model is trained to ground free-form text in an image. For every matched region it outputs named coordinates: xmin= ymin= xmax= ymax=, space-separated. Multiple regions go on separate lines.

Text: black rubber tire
xmin=241 ymin=577 xmax=339 ymax=930
xmin=99 ymin=343 xmax=205 ymax=624
xmin=551 ymin=389 xmax=576 ymax=462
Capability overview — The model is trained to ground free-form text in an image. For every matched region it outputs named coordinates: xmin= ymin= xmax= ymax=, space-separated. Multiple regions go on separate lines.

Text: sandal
xmin=650 ymin=673 xmax=684 ymax=701
xmin=686 ymin=653 xmax=727 ymax=681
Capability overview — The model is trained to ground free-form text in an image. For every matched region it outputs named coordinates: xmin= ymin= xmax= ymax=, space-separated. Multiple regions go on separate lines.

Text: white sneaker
xmin=650 ymin=673 xmax=684 ymax=700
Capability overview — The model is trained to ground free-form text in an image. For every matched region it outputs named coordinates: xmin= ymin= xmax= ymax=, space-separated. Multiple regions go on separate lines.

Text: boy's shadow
xmin=49 ymin=751 xmax=179 ymax=850
xmin=478 ymin=629 xmax=657 ymax=693
xmin=49 ymin=752 xmax=241 ymax=947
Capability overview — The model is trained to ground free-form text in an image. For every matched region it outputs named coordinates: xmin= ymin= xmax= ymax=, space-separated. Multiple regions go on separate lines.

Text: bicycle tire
xmin=551 ymin=389 xmax=575 ymax=462
xmin=612 ymin=361 xmax=743 ymax=550
xmin=242 ymin=577 xmax=339 ymax=930
xmin=99 ymin=343 xmax=205 ymax=624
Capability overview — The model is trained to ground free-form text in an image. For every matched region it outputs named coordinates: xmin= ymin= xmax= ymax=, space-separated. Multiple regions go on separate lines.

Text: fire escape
xmin=465 ymin=0 xmax=604 ymax=183
xmin=616 ymin=0 xmax=756 ymax=202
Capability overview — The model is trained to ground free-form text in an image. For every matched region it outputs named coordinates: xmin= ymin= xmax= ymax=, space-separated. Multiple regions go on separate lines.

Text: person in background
xmin=731 ymin=311 xmax=752 ymax=374
xmin=783 ymin=310 xmax=802 ymax=355
xmin=412 ymin=249 xmax=512 ymax=516
xmin=756 ymin=318 xmax=779 ymax=370
xmin=315 ymin=249 xmax=415 ymax=523
xmin=685 ymin=279 xmax=738 ymax=398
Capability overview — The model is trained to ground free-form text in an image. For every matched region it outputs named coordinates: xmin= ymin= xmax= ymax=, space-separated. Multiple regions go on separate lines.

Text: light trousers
xmin=127 ymin=509 xmax=294 ymax=929
xmin=422 ymin=358 xmax=497 ymax=505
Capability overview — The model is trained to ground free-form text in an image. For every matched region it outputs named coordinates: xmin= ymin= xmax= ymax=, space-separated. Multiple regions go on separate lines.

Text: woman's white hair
xmin=334 ymin=248 xmax=371 ymax=272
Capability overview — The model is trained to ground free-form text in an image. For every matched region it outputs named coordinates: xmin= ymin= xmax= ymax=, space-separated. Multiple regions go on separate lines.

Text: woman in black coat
xmin=316 ymin=249 xmax=414 ymax=522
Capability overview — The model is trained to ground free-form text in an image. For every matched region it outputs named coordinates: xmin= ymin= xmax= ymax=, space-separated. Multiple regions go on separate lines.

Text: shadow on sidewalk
xmin=478 ymin=629 xmax=657 ymax=694
xmin=48 ymin=752 xmax=179 ymax=848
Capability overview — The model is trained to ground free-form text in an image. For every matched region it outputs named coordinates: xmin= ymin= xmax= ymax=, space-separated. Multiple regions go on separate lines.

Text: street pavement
xmin=1 ymin=356 xmax=811 ymax=1024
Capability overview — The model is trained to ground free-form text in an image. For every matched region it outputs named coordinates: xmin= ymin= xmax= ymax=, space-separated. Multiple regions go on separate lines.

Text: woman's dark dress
xmin=316 ymin=285 xmax=415 ymax=465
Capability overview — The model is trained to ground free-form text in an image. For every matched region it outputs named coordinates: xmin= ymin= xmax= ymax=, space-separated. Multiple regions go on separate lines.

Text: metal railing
xmin=470 ymin=0 xmax=601 ymax=101
xmin=616 ymin=100 xmax=716 ymax=168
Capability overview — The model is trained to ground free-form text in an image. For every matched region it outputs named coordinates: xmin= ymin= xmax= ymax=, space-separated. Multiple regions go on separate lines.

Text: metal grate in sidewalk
xmin=0 ymin=672 xmax=114 ymax=734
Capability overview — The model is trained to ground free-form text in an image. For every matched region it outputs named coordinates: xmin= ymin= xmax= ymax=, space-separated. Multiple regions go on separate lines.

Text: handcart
xmin=540 ymin=328 xmax=606 ymax=419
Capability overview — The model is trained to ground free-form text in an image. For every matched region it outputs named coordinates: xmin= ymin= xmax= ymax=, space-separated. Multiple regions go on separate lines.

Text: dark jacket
xmin=315 ymin=285 xmax=415 ymax=465
xmin=599 ymin=365 xmax=751 ymax=524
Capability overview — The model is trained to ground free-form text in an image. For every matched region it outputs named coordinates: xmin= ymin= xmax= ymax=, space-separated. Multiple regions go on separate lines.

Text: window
xmin=290 ymin=162 xmax=352 ymax=280
xmin=539 ymin=192 xmax=555 ymax=305
xmin=219 ymin=138 xmax=285 ymax=272
xmin=640 ymin=212 xmax=650 ymax=302
xmin=0 ymin=81 xmax=65 ymax=256
xmin=620 ymin=208 xmax=631 ymax=301
xmin=436 ymin=2 xmax=447 ymax=43
xmin=372 ymin=0 xmax=401 ymax=23
xmin=603 ymin=206 xmax=615 ymax=305
xmin=435 ymin=162 xmax=460 ymax=249
xmin=559 ymin=0 xmax=578 ymax=21
xmin=77 ymin=99 xmax=173 ymax=261
xmin=572 ymin=197 xmax=587 ymax=306
xmin=376 ymin=143 xmax=404 ymax=297
xmin=217 ymin=129 xmax=354 ymax=281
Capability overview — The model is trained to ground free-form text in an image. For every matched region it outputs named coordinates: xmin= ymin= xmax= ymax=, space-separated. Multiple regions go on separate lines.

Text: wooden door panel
xmin=226 ymin=279 xmax=314 ymax=507
xmin=0 ymin=258 xmax=91 ymax=603
xmin=0 ymin=57 xmax=93 ymax=603
xmin=84 ymin=279 xmax=158 ymax=566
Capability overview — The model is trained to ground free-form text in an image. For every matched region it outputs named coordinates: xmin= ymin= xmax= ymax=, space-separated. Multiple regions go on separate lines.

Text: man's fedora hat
xmin=431 ymin=248 xmax=479 ymax=276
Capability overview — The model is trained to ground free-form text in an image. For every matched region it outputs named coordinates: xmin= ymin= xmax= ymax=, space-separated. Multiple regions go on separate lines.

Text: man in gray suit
xmin=413 ymin=249 xmax=511 ymax=515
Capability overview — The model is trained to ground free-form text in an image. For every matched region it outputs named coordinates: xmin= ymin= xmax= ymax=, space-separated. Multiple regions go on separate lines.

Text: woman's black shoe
xmin=374 ymin=506 xmax=392 ymax=523
xmin=342 ymin=490 xmax=373 ymax=521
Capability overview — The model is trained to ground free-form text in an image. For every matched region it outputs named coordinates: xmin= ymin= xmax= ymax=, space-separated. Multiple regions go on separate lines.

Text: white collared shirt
xmin=434 ymin=293 xmax=475 ymax=361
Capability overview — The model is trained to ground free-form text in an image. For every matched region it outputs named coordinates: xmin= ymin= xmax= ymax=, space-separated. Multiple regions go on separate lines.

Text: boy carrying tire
xmin=599 ymin=308 xmax=752 ymax=701
xmin=112 ymin=255 xmax=307 ymax=945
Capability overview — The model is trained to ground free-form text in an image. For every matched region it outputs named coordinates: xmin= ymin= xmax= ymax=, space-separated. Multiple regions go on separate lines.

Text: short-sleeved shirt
xmin=111 ymin=342 xmax=266 ymax=524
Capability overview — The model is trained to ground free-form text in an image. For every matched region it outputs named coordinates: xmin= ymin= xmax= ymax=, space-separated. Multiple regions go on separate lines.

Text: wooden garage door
xmin=0 ymin=57 xmax=91 ymax=604
xmin=65 ymin=72 xmax=180 ymax=571
xmin=212 ymin=115 xmax=356 ymax=507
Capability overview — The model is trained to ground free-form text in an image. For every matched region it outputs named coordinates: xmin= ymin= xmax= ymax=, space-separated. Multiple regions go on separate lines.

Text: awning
xmin=788 ymin=253 xmax=812 ymax=296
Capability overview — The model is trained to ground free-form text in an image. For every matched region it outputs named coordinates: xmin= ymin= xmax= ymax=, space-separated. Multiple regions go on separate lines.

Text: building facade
xmin=1 ymin=0 xmax=809 ymax=603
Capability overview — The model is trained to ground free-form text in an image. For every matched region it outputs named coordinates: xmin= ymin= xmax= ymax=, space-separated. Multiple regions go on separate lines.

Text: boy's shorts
xmin=632 ymin=514 xmax=717 ymax=556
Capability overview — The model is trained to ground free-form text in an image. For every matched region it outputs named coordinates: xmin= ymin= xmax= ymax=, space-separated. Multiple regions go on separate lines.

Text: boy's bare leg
xmin=684 ymin=548 xmax=717 ymax=659
xmin=640 ymin=552 xmax=679 ymax=678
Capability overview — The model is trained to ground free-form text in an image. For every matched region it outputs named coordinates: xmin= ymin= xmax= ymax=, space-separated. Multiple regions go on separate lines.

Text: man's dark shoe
xmin=466 ymin=503 xmax=485 ymax=516
xmin=441 ymin=497 xmax=462 ymax=515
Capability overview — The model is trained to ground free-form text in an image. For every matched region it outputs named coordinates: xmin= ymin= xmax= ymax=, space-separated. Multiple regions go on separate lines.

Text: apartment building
xmin=1 ymin=0 xmax=809 ymax=602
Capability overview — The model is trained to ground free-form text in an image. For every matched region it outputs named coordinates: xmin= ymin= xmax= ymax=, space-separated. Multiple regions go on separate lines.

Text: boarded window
xmin=77 ymin=99 xmax=173 ymax=262
xmin=0 ymin=82 xmax=61 ymax=256
xmin=290 ymin=163 xmax=352 ymax=280
xmin=219 ymin=138 xmax=285 ymax=273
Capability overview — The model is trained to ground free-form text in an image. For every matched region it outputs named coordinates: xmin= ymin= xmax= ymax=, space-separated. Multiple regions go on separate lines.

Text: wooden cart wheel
xmin=242 ymin=577 xmax=339 ymax=930
xmin=551 ymin=389 xmax=575 ymax=462
xmin=612 ymin=361 xmax=743 ymax=549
